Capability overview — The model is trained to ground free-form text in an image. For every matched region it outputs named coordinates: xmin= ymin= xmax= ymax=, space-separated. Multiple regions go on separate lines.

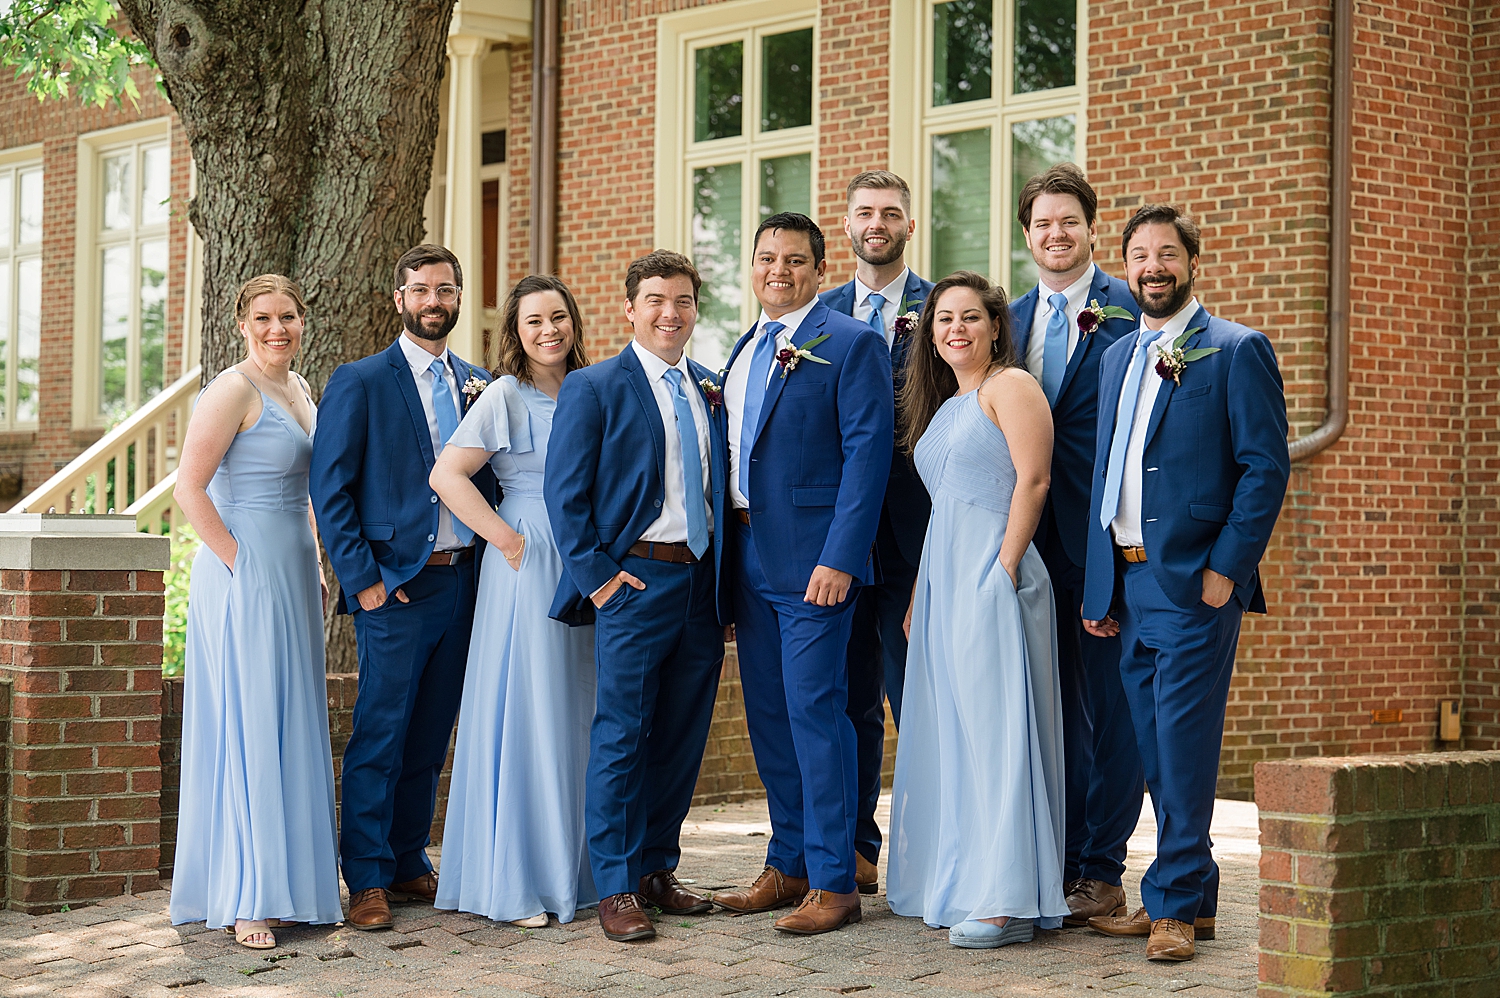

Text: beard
xmin=853 ymin=228 xmax=908 ymax=267
xmin=402 ymin=303 xmax=459 ymax=341
xmin=1131 ymin=273 xmax=1194 ymax=320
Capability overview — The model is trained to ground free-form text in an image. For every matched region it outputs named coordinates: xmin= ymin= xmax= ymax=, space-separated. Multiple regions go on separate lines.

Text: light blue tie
xmin=866 ymin=292 xmax=887 ymax=346
xmin=1098 ymin=329 xmax=1159 ymax=531
xmin=428 ymin=358 xmax=475 ymax=546
xmin=1042 ymin=292 xmax=1069 ymax=406
xmin=738 ymin=320 xmax=784 ymax=501
xmin=664 ymin=368 xmax=710 ymax=559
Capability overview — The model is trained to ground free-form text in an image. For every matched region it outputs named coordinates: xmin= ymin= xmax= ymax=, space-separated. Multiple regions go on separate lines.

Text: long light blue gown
xmin=886 ymin=385 xmax=1070 ymax=930
xmin=170 ymin=377 xmax=343 ymax=927
xmin=435 ymin=376 xmax=598 ymax=923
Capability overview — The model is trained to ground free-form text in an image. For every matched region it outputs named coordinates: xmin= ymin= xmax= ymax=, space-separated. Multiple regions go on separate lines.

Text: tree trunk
xmin=117 ymin=0 xmax=456 ymax=670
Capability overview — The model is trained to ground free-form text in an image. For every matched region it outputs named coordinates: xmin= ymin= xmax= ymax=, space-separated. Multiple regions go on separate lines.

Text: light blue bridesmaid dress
xmin=435 ymin=375 xmax=598 ymax=923
xmin=170 ymin=373 xmax=343 ymax=927
xmin=886 ymin=382 xmax=1070 ymax=930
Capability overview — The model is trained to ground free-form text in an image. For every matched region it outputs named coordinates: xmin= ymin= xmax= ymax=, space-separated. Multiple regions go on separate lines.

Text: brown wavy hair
xmin=235 ymin=274 xmax=306 ymax=323
xmin=897 ymin=271 xmax=1017 ymax=455
xmin=495 ymin=275 xmax=591 ymax=384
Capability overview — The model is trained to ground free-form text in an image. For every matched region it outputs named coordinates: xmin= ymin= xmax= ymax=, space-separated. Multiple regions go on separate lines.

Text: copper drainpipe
xmin=530 ymin=0 xmax=559 ymax=275
xmin=1289 ymin=0 xmax=1353 ymax=462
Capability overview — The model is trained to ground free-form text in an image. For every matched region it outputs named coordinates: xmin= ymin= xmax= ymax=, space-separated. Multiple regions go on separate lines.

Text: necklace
xmin=245 ymin=361 xmax=304 ymax=413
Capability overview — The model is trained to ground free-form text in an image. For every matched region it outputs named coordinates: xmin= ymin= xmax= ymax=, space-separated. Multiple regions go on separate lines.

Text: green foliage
xmin=161 ymin=523 xmax=198 ymax=678
xmin=0 ymin=0 xmax=155 ymax=107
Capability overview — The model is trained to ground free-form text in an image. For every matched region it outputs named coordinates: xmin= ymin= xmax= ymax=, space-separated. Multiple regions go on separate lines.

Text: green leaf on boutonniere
xmin=1180 ymin=347 xmax=1221 ymax=362
xmin=1099 ymin=305 xmax=1135 ymax=320
xmin=801 ymin=333 xmax=831 ymax=350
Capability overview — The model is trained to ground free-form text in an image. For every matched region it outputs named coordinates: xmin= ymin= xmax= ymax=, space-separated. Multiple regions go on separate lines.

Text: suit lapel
xmin=826 ymin=281 xmax=856 ymax=317
xmin=891 ymin=271 xmax=930 ymax=371
xmin=1142 ymin=306 xmax=1211 ymax=451
xmin=388 ymin=341 xmax=437 ymax=468
xmin=1011 ymin=286 xmax=1039 ymax=361
xmin=688 ymin=358 xmax=728 ymax=494
xmin=621 ymin=346 xmax=668 ymax=486
xmin=1095 ymin=337 xmax=1133 ymax=453
xmin=724 ymin=326 xmax=755 ymax=373
xmin=752 ymin=304 xmax=826 ymax=450
xmin=1053 ymin=268 xmax=1111 ymax=404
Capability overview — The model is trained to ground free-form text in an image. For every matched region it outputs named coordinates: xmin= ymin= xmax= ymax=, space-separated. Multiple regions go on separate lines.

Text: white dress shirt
xmin=630 ymin=340 xmax=714 ymax=543
xmin=1024 ymin=263 xmax=1097 ymax=381
xmin=1110 ymin=297 xmax=1201 ymax=547
xmin=725 ymin=296 xmax=819 ymax=508
xmin=853 ymin=268 xmax=910 ymax=349
xmin=398 ymin=333 xmax=466 ymax=551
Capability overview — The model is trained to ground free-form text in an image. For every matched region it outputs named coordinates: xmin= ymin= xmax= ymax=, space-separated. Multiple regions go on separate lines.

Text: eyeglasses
xmin=398 ymin=284 xmax=461 ymax=304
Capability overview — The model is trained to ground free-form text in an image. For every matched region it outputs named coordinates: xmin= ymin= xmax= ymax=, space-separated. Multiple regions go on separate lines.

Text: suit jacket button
xmin=431 ymin=495 xmax=439 ymax=503
xmin=428 ymin=533 xmax=436 ymax=542
xmin=654 ymin=500 xmax=663 ymax=508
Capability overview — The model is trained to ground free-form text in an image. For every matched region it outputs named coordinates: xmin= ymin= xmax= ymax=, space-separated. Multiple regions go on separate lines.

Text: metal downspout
xmin=530 ymin=0 xmax=559 ymax=275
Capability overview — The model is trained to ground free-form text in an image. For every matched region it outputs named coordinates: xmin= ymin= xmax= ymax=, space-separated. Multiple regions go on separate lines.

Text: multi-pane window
xmin=97 ymin=140 xmax=169 ymax=423
xmin=685 ymin=20 xmax=814 ymax=369
xmin=921 ymin=0 xmax=1082 ymax=294
xmin=0 ymin=162 xmax=42 ymax=427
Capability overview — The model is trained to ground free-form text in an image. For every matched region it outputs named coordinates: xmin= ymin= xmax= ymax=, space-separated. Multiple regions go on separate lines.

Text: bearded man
xmin=311 ymin=243 xmax=498 ymax=932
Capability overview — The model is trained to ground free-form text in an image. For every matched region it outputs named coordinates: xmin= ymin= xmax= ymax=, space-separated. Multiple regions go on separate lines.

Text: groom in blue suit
xmin=819 ymin=171 xmax=932 ymax=893
xmin=1082 ymin=206 xmax=1288 ymax=961
xmin=311 ymin=244 xmax=497 ymax=931
xmin=711 ymin=213 xmax=892 ymax=936
xmin=545 ymin=251 xmax=731 ymax=943
xmin=1008 ymin=164 xmax=1144 ymax=925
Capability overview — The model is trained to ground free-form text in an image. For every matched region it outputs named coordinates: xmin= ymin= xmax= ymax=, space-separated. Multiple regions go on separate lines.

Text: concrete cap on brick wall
xmin=1255 ymin=752 xmax=1499 ymax=816
xmin=0 ymin=514 xmax=170 ymax=571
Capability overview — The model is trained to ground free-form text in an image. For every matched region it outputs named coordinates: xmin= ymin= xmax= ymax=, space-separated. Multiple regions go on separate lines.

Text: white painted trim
xmin=0 ymin=143 xmax=44 ymax=167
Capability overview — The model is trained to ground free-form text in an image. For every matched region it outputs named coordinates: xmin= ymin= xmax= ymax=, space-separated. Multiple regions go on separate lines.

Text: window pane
xmin=933 ymin=0 xmax=992 ymax=107
xmin=695 ymin=42 xmax=744 ymax=142
xmin=141 ymin=145 xmax=170 ymax=227
xmin=691 ymin=163 xmax=744 ymax=369
xmin=762 ymin=29 xmax=813 ymax=132
xmin=1015 ymin=0 xmax=1077 ymax=93
xmin=931 ymin=128 xmax=991 ymax=279
xmin=18 ymin=168 xmax=42 ymax=244
xmin=140 ymin=240 xmax=168 ymax=402
xmin=101 ymin=245 xmax=131 ymax=415
xmin=0 ymin=174 xmax=10 ymax=248
xmin=759 ymin=154 xmax=811 ymax=219
xmin=103 ymin=153 xmax=132 ymax=231
xmin=16 ymin=256 xmax=40 ymax=422
xmin=1009 ymin=115 xmax=1075 ymax=291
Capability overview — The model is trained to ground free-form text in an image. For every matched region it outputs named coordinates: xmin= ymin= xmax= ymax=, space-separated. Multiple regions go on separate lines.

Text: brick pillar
xmin=1256 ymin=753 xmax=1500 ymax=997
xmin=0 ymin=513 xmax=169 ymax=913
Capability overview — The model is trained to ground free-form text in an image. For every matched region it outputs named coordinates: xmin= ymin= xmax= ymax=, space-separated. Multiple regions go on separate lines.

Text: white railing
xmin=12 ymin=366 xmax=201 ymax=535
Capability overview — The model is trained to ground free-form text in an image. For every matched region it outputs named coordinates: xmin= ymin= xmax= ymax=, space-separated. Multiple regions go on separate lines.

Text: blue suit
xmin=544 ymin=345 xmax=730 ymax=899
xmin=310 ymin=338 xmax=497 ymax=894
xmin=1011 ymin=267 xmax=1145 ymax=889
xmin=1082 ymin=305 xmax=1289 ymax=924
xmin=821 ymin=270 xmax=933 ymax=866
xmin=727 ymin=300 xmax=893 ymax=894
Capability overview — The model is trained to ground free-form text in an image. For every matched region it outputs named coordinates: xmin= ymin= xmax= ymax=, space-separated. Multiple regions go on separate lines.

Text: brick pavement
xmin=0 ymin=795 xmax=1259 ymax=997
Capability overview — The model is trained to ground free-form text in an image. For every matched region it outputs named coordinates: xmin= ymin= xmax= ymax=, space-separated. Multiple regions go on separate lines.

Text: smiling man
xmin=712 ymin=212 xmax=893 ymax=936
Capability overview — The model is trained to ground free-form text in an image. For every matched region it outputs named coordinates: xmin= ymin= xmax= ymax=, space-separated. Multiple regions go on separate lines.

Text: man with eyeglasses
xmin=312 ymin=243 xmax=498 ymax=932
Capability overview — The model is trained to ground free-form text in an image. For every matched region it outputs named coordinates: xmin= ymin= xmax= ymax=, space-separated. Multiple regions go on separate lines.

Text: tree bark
xmin=117 ymin=0 xmax=457 ymax=670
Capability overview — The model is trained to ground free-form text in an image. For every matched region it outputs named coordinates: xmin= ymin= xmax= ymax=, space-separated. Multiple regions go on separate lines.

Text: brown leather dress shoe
xmin=388 ymin=871 xmax=439 ymax=904
xmin=598 ymin=892 xmax=656 ymax=942
xmin=1063 ymin=878 xmax=1127 ymax=927
xmin=639 ymin=870 xmax=712 ymax=915
xmin=1147 ymin=918 xmax=1196 ymax=961
xmin=347 ymin=887 xmax=394 ymax=931
xmin=773 ymin=889 xmax=861 ymax=935
xmin=1088 ymin=906 xmax=1215 ymax=939
xmin=712 ymin=866 xmax=809 ymax=913
xmin=854 ymin=853 xmax=878 ymax=895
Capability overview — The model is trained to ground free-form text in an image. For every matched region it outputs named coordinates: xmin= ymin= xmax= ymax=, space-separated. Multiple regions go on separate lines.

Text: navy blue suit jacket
xmin=1010 ymin=267 xmax=1140 ymax=569
xmin=311 ymin=339 xmax=499 ymax=614
xmin=543 ymin=346 xmax=731 ymax=627
xmin=1081 ymin=306 xmax=1290 ymax=618
xmin=820 ymin=269 xmax=936 ymax=568
xmin=725 ymin=300 xmax=894 ymax=593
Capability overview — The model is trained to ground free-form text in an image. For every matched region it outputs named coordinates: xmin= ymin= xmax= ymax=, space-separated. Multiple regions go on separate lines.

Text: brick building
xmin=2 ymin=0 xmax=1497 ymax=797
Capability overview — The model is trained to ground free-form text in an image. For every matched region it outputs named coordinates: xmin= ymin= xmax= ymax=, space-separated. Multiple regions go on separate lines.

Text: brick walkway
xmin=0 ymin=796 xmax=1259 ymax=997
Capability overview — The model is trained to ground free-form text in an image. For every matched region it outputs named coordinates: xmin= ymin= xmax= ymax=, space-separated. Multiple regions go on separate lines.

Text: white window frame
xmin=71 ymin=117 xmax=172 ymax=430
xmin=890 ymin=0 xmax=1088 ymax=291
xmin=654 ymin=0 xmax=818 ymax=365
xmin=0 ymin=145 xmax=44 ymax=431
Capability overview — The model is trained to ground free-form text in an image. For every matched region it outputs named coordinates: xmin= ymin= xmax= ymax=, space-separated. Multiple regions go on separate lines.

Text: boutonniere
xmin=698 ymin=376 xmax=724 ymax=414
xmin=776 ymin=334 xmax=831 ymax=377
xmin=1077 ymin=298 xmax=1135 ymax=337
xmin=1154 ymin=327 xmax=1219 ymax=385
xmin=461 ymin=375 xmax=489 ymax=403
xmin=890 ymin=295 xmax=925 ymax=339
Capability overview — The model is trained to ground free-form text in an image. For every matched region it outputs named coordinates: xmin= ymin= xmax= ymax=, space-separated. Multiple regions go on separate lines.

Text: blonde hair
xmin=235 ymin=274 xmax=307 ymax=323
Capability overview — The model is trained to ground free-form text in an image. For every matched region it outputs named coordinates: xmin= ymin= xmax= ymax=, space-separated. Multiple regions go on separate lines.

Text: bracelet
xmin=505 ymin=536 xmax=525 ymax=560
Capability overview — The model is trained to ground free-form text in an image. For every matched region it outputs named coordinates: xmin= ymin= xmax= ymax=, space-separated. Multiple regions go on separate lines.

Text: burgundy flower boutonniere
xmin=891 ymin=311 xmax=922 ymax=338
xmin=1154 ymin=327 xmax=1220 ymax=385
xmin=1077 ymin=298 xmax=1135 ymax=337
xmin=775 ymin=333 xmax=832 ymax=377
xmin=698 ymin=377 xmax=724 ymax=414
xmin=461 ymin=375 xmax=489 ymax=403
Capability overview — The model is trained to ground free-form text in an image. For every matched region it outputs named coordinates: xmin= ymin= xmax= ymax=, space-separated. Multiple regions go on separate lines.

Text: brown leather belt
xmin=628 ymin=541 xmax=699 ymax=564
xmin=427 ymin=547 xmax=475 ymax=566
xmin=734 ymin=508 xmax=751 ymax=526
xmin=1119 ymin=545 xmax=1148 ymax=564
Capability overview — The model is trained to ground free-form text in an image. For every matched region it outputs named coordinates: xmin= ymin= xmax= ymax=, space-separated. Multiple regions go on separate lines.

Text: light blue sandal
xmin=949 ymin=917 xmax=1034 ymax=949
